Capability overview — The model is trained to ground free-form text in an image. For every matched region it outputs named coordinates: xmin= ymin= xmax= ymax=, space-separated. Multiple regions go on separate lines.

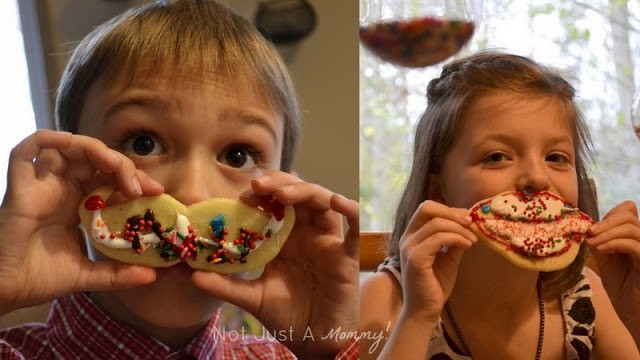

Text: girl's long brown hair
xmin=388 ymin=51 xmax=598 ymax=294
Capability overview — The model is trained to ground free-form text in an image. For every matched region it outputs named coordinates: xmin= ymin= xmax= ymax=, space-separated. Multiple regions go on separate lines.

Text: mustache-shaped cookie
xmin=79 ymin=187 xmax=295 ymax=274
xmin=469 ymin=191 xmax=593 ymax=272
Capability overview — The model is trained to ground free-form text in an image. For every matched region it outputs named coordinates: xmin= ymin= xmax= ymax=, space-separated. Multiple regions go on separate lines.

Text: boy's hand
xmin=191 ymin=171 xmax=358 ymax=359
xmin=0 ymin=130 xmax=161 ymax=315
xmin=587 ymin=200 xmax=640 ymax=340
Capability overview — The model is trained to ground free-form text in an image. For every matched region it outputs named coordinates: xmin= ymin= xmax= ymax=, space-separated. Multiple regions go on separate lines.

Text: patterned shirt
xmin=0 ymin=293 xmax=359 ymax=359
xmin=378 ymin=258 xmax=595 ymax=360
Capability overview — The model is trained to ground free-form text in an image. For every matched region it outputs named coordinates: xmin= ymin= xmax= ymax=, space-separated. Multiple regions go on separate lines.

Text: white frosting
xmin=91 ymin=211 xmax=130 ymax=249
xmin=489 ymin=193 xmax=568 ymax=221
xmin=484 ymin=217 xmax=590 ymax=256
xmin=174 ymin=213 xmax=190 ymax=245
xmin=482 ymin=193 xmax=590 ymax=256
xmin=88 ymin=206 xmax=286 ymax=259
xmin=263 ymin=216 xmax=284 ymax=237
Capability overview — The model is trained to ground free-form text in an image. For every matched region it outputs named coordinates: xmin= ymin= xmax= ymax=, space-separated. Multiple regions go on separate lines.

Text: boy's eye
xmin=122 ymin=133 xmax=163 ymax=156
xmin=219 ymin=145 xmax=259 ymax=170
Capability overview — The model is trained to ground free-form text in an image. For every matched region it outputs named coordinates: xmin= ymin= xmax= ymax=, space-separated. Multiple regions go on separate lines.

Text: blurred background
xmin=360 ymin=0 xmax=640 ymax=232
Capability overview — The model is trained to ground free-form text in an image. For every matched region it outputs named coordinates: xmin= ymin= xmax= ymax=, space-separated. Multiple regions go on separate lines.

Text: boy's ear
xmin=427 ymin=175 xmax=444 ymax=203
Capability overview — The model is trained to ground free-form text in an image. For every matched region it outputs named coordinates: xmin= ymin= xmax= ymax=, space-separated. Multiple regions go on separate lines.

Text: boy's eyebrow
xmin=103 ymin=95 xmax=170 ymax=120
xmin=103 ymin=96 xmax=279 ymax=142
xmin=224 ymin=112 xmax=278 ymax=143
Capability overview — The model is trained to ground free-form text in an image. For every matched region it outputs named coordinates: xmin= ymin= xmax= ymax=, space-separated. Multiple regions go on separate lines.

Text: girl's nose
xmin=515 ymin=158 xmax=550 ymax=194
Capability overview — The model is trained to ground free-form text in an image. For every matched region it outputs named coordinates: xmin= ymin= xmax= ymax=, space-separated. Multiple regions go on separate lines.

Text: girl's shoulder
xmin=583 ymin=267 xmax=639 ymax=357
xmin=359 ymin=271 xmax=402 ymax=360
xmin=360 ymin=269 xmax=402 ymax=310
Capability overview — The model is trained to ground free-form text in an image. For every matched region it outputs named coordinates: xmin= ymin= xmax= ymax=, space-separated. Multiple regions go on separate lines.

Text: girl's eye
xmin=122 ymin=133 xmax=163 ymax=156
xmin=546 ymin=153 xmax=569 ymax=163
xmin=219 ymin=145 xmax=260 ymax=170
xmin=483 ymin=152 xmax=508 ymax=163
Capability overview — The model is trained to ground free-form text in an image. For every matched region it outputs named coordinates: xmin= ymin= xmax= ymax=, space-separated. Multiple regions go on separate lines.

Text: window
xmin=0 ymin=0 xmax=37 ymax=198
xmin=360 ymin=0 xmax=640 ymax=231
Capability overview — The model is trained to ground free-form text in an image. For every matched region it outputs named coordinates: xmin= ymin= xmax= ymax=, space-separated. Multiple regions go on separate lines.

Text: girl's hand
xmin=398 ymin=200 xmax=477 ymax=323
xmin=191 ymin=171 xmax=358 ymax=359
xmin=0 ymin=130 xmax=161 ymax=315
xmin=587 ymin=200 xmax=640 ymax=339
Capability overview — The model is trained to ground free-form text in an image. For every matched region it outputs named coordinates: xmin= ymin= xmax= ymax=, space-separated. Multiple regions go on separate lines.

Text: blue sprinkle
xmin=209 ymin=214 xmax=225 ymax=238
xmin=481 ymin=204 xmax=491 ymax=214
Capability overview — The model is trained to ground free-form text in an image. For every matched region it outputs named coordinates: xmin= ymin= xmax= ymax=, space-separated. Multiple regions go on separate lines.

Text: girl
xmin=0 ymin=1 xmax=359 ymax=359
xmin=360 ymin=51 xmax=640 ymax=359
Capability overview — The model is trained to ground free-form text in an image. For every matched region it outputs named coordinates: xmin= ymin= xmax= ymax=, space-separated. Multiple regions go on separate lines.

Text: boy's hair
xmin=388 ymin=51 xmax=598 ymax=294
xmin=55 ymin=0 xmax=300 ymax=171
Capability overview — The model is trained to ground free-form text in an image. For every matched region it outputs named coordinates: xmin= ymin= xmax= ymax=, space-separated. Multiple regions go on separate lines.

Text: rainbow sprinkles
xmin=79 ymin=187 xmax=294 ymax=273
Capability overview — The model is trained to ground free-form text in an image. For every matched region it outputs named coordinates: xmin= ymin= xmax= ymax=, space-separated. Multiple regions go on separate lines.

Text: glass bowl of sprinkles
xmin=359 ymin=0 xmax=483 ymax=68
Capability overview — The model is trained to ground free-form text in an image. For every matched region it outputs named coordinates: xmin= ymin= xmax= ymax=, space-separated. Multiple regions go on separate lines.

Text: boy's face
xmin=436 ymin=93 xmax=579 ymax=209
xmin=79 ymin=73 xmax=284 ymax=203
xmin=76 ymin=72 xmax=284 ymax=330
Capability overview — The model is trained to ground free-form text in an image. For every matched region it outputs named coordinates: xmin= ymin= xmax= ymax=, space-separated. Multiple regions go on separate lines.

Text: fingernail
xmin=457 ymin=214 xmax=472 ymax=224
xmin=254 ymin=175 xmax=271 ymax=185
xmin=589 ymin=223 xmax=600 ymax=233
xmin=108 ymin=149 xmax=122 ymax=163
xmin=132 ymin=177 xmax=142 ymax=195
xmin=334 ymin=193 xmax=348 ymax=202
xmin=240 ymin=188 xmax=256 ymax=196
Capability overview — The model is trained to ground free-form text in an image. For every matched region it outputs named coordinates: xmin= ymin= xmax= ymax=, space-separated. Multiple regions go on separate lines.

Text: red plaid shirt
xmin=0 ymin=293 xmax=359 ymax=359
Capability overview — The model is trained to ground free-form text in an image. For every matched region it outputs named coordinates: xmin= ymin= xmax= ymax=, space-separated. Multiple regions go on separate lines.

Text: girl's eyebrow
xmin=544 ymin=135 xmax=574 ymax=147
xmin=474 ymin=133 xmax=574 ymax=146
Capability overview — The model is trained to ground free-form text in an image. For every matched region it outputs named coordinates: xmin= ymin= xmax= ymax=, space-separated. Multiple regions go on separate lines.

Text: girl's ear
xmin=426 ymin=175 xmax=445 ymax=203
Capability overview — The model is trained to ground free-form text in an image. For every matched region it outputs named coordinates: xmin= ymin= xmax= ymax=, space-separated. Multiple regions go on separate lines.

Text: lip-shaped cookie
xmin=469 ymin=191 xmax=593 ymax=271
xmin=79 ymin=187 xmax=295 ymax=274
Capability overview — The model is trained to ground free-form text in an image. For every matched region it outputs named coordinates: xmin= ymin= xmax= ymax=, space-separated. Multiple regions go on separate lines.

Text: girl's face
xmin=77 ymin=72 xmax=284 ymax=330
xmin=436 ymin=93 xmax=579 ymax=209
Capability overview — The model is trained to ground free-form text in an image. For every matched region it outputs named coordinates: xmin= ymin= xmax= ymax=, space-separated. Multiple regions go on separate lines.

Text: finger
xmin=134 ymin=169 xmax=165 ymax=196
xmin=250 ymin=172 xmax=303 ymax=195
xmin=330 ymin=193 xmax=359 ymax=226
xmin=8 ymin=130 xmax=73 ymax=184
xmin=77 ymin=262 xmax=156 ymax=292
xmin=406 ymin=200 xmax=471 ymax=237
xmin=273 ymin=182 xmax=335 ymax=212
xmin=601 ymin=200 xmax=638 ymax=221
xmin=589 ymin=210 xmax=640 ymax=237
xmin=330 ymin=193 xmax=359 ymax=256
xmin=402 ymin=232 xmax=474 ymax=268
xmin=56 ymin=135 xmax=124 ymax=175
xmin=33 ymin=149 xmax=67 ymax=178
xmin=191 ymin=271 xmax=261 ymax=316
xmin=592 ymin=239 xmax=640 ymax=262
xmin=587 ymin=222 xmax=640 ymax=246
xmin=401 ymin=217 xmax=477 ymax=251
xmin=238 ymin=188 xmax=273 ymax=208
xmin=273 ymin=182 xmax=342 ymax=233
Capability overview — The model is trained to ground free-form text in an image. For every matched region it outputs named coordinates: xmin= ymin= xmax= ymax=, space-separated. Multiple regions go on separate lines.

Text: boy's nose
xmin=162 ymin=156 xmax=232 ymax=205
xmin=515 ymin=158 xmax=550 ymax=193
